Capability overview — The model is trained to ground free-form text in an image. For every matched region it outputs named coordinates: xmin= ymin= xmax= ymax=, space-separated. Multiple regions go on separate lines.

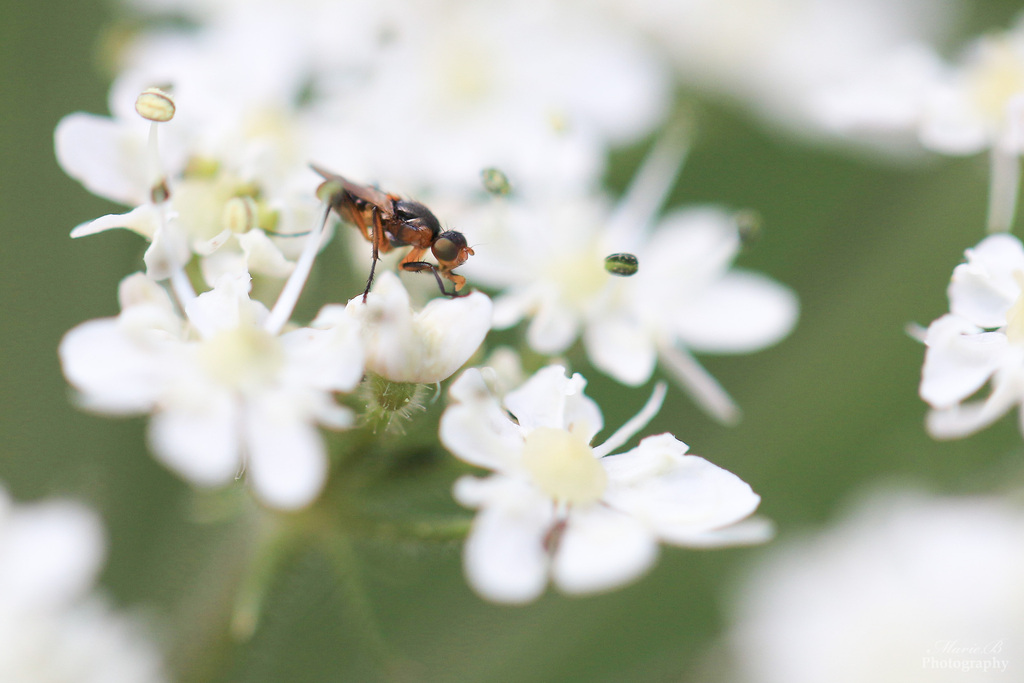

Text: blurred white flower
xmin=440 ymin=365 xmax=769 ymax=604
xmin=586 ymin=0 xmax=960 ymax=141
xmin=462 ymin=148 xmax=798 ymax=422
xmin=59 ymin=271 xmax=364 ymax=509
xmin=111 ymin=0 xmax=669 ymax=199
xmin=56 ymin=92 xmax=318 ymax=284
xmin=811 ymin=17 xmax=1024 ymax=231
xmin=302 ymin=0 xmax=670 ymax=196
xmin=919 ymin=233 xmax=1024 ymax=439
xmin=0 ymin=487 xmax=168 ymax=682
xmin=815 ymin=18 xmax=1024 ymax=156
xmin=342 ymin=271 xmax=492 ymax=384
xmin=723 ymin=490 xmax=1024 ymax=683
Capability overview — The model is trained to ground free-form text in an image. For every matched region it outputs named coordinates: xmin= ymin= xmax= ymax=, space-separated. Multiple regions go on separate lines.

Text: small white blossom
xmin=440 ymin=365 xmax=769 ymax=604
xmin=304 ymin=0 xmax=669 ymax=196
xmin=56 ymin=94 xmax=318 ymax=284
xmin=60 ymin=271 xmax=363 ymax=509
xmin=463 ymin=182 xmax=797 ymax=422
xmin=585 ymin=0 xmax=960 ymax=142
xmin=919 ymin=233 xmax=1024 ymax=439
xmin=0 ymin=487 xmax=168 ymax=682
xmin=343 ymin=271 xmax=492 ymax=384
xmin=724 ymin=490 xmax=1024 ymax=683
xmin=810 ymin=18 xmax=1024 ymax=231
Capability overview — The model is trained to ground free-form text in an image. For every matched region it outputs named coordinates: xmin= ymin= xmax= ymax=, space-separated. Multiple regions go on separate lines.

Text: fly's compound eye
xmin=432 ymin=231 xmax=469 ymax=265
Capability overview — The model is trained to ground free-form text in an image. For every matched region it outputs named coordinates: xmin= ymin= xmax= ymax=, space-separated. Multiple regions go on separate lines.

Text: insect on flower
xmin=312 ymin=165 xmax=474 ymax=301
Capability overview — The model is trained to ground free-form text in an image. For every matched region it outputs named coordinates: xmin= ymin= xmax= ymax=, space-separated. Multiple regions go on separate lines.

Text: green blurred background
xmin=4 ymin=1 xmax=1024 ymax=681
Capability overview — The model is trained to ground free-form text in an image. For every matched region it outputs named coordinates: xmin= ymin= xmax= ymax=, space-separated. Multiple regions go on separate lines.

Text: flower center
xmin=550 ymin=247 xmax=608 ymax=308
xmin=198 ymin=325 xmax=284 ymax=391
xmin=967 ymin=38 xmax=1024 ymax=124
xmin=1005 ymin=270 xmax=1024 ymax=345
xmin=521 ymin=427 xmax=607 ymax=506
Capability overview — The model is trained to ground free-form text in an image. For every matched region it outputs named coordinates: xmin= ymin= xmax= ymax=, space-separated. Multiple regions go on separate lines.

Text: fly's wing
xmin=310 ymin=164 xmax=395 ymax=217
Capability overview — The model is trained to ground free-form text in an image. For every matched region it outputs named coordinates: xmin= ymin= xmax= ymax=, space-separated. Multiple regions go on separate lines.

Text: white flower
xmin=919 ymin=233 xmax=1024 ymax=439
xmin=809 ymin=18 xmax=1024 ymax=231
xmin=586 ymin=0 xmax=960 ymax=140
xmin=439 ymin=365 xmax=769 ymax=604
xmin=0 ymin=487 xmax=168 ymax=682
xmin=55 ymin=96 xmax=318 ymax=284
xmin=723 ymin=490 xmax=1024 ymax=683
xmin=59 ymin=271 xmax=364 ymax=509
xmin=462 ymin=161 xmax=798 ymax=422
xmin=343 ymin=271 xmax=492 ymax=384
xmin=305 ymin=0 xmax=669 ymax=196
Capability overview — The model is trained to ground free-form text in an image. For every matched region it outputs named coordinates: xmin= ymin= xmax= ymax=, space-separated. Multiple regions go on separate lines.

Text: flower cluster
xmin=724 ymin=490 xmax=1024 ymax=683
xmin=809 ymin=15 xmax=1024 ymax=231
xmin=919 ymin=233 xmax=1024 ymax=439
xmin=0 ymin=487 xmax=168 ymax=682
xmin=54 ymin=0 xmax=799 ymax=612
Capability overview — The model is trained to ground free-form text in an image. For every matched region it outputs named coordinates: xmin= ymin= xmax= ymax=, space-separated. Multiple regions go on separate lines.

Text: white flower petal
xmin=148 ymin=394 xmax=241 ymax=487
xmin=244 ymin=403 xmax=328 ymax=510
xmin=351 ymin=272 xmax=492 ymax=383
xmin=600 ymin=433 xmax=690 ymax=484
xmin=440 ymin=369 xmax=525 ymax=473
xmin=457 ymin=476 xmax=553 ymax=604
xmin=671 ymin=270 xmax=799 ymax=353
xmin=919 ymin=315 xmax=1007 ymax=409
xmin=117 ymin=272 xmax=175 ymax=313
xmin=490 ymin=289 xmax=534 ymax=330
xmin=603 ymin=437 xmax=762 ymax=545
xmin=142 ymin=214 xmax=192 ymax=281
xmin=949 ymin=233 xmax=1024 ymax=328
xmin=237 ymin=229 xmax=296 ymax=279
xmin=583 ymin=313 xmax=657 ymax=386
xmin=504 ymin=365 xmax=603 ymax=439
xmin=192 ymin=228 xmax=233 ymax=257
xmin=644 ymin=208 xmax=741 ymax=290
xmin=926 ymin=370 xmax=1024 ymax=439
xmin=286 ymin=307 xmax=365 ymax=393
xmin=0 ymin=499 xmax=105 ymax=612
xmin=412 ymin=290 xmax=493 ymax=382
xmin=54 ymin=112 xmax=149 ymax=206
xmin=70 ymin=205 xmax=160 ymax=241
xmin=552 ymin=505 xmax=658 ymax=595
xmin=185 ymin=273 xmax=264 ymax=338
xmin=678 ymin=516 xmax=775 ymax=547
xmin=526 ymin=297 xmax=582 ymax=355
xmin=59 ymin=318 xmax=168 ymax=415
xmin=198 ymin=248 xmax=250 ymax=286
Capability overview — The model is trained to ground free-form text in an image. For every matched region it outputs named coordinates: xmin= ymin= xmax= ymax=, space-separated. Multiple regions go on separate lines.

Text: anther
xmin=223 ymin=196 xmax=259 ymax=234
xmin=135 ymin=87 xmax=176 ymax=123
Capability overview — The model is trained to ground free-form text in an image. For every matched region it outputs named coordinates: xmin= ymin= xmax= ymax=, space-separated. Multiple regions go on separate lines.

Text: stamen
xmin=263 ymin=202 xmax=331 ymax=335
xmin=593 ymin=381 xmax=667 ymax=458
xmin=223 ymin=196 xmax=259 ymax=234
xmin=986 ymin=145 xmax=1020 ymax=233
xmin=135 ymin=87 xmax=176 ymax=123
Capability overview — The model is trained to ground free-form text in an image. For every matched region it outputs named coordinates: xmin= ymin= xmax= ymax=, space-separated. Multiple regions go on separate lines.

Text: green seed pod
xmin=604 ymin=253 xmax=639 ymax=276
